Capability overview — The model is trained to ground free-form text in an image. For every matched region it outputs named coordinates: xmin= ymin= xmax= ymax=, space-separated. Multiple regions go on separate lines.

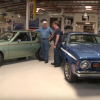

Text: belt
xmin=41 ymin=38 xmax=49 ymax=40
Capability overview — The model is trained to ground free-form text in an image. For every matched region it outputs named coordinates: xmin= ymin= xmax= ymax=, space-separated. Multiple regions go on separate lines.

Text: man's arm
xmin=48 ymin=27 xmax=54 ymax=41
xmin=55 ymin=35 xmax=60 ymax=46
xmin=48 ymin=33 xmax=54 ymax=41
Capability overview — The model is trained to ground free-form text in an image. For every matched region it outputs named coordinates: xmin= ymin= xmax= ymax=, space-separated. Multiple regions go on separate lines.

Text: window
xmin=0 ymin=32 xmax=17 ymax=41
xmin=68 ymin=34 xmax=98 ymax=44
xmin=14 ymin=32 xmax=31 ymax=41
xmin=31 ymin=32 xmax=37 ymax=41
xmin=95 ymin=36 xmax=100 ymax=44
xmin=62 ymin=34 xmax=68 ymax=42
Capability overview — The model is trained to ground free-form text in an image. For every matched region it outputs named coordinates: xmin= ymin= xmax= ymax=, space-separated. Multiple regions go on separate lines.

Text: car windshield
xmin=0 ymin=32 xmax=17 ymax=41
xmin=68 ymin=34 xmax=100 ymax=45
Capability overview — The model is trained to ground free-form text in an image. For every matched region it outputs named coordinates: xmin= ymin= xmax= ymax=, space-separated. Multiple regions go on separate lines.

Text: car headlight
xmin=80 ymin=60 xmax=89 ymax=69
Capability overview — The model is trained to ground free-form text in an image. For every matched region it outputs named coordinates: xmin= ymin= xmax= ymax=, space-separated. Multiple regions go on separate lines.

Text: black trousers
xmin=54 ymin=43 xmax=61 ymax=65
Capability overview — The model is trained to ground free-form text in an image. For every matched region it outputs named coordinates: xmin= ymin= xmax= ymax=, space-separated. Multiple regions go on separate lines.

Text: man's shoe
xmin=51 ymin=63 xmax=56 ymax=65
xmin=45 ymin=60 xmax=48 ymax=63
xmin=54 ymin=64 xmax=60 ymax=67
xmin=39 ymin=59 xmax=44 ymax=61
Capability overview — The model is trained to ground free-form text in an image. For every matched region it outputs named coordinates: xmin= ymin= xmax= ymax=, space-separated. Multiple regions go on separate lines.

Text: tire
xmin=64 ymin=62 xmax=78 ymax=83
xmin=35 ymin=48 xmax=42 ymax=60
xmin=0 ymin=53 xmax=3 ymax=67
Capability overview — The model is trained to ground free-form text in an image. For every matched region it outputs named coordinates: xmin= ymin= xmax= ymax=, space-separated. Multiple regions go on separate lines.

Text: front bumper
xmin=76 ymin=71 xmax=100 ymax=77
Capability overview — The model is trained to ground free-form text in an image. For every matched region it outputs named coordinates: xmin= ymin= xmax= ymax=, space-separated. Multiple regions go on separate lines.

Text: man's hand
xmin=53 ymin=45 xmax=56 ymax=49
xmin=48 ymin=38 xmax=51 ymax=42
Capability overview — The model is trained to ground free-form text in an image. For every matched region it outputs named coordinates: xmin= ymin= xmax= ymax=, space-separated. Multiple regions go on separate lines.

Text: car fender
xmin=64 ymin=47 xmax=79 ymax=75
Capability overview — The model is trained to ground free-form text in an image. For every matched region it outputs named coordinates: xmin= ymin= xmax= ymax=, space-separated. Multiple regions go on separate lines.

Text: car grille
xmin=91 ymin=62 xmax=100 ymax=71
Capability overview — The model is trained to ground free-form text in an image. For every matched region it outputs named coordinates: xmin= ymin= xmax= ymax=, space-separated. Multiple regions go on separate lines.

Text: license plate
xmin=93 ymin=63 xmax=98 ymax=67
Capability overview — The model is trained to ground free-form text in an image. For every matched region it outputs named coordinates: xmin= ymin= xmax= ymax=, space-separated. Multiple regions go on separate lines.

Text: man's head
xmin=42 ymin=21 xmax=47 ymax=29
xmin=53 ymin=21 xmax=59 ymax=29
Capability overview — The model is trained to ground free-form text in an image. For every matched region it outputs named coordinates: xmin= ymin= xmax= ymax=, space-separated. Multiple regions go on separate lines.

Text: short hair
xmin=53 ymin=21 xmax=59 ymax=27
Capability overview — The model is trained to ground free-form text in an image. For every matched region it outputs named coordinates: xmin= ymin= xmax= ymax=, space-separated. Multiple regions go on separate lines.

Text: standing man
xmin=36 ymin=21 xmax=54 ymax=63
xmin=51 ymin=21 xmax=61 ymax=67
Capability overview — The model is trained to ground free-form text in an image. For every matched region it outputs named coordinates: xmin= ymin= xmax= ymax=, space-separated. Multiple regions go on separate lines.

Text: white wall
xmin=73 ymin=14 xmax=98 ymax=34
xmin=0 ymin=9 xmax=26 ymax=33
xmin=36 ymin=14 xmax=74 ymax=33
xmin=36 ymin=13 xmax=98 ymax=34
xmin=75 ymin=25 xmax=83 ymax=32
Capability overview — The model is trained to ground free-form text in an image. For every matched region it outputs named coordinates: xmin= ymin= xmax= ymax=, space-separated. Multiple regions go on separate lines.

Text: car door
xmin=61 ymin=34 xmax=68 ymax=62
xmin=29 ymin=32 xmax=41 ymax=55
xmin=8 ymin=32 xmax=33 ymax=58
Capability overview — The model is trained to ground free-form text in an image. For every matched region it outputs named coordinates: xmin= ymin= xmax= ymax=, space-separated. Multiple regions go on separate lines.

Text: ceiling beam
xmin=65 ymin=11 xmax=99 ymax=14
xmin=6 ymin=9 xmax=26 ymax=12
xmin=1 ymin=2 xmax=26 ymax=8
xmin=42 ymin=0 xmax=60 ymax=12
xmin=54 ymin=4 xmax=100 ymax=6
xmin=64 ymin=8 xmax=100 ymax=10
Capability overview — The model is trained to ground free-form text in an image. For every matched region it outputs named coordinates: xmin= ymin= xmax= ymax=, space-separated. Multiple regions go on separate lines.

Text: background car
xmin=0 ymin=30 xmax=41 ymax=66
xmin=61 ymin=32 xmax=100 ymax=83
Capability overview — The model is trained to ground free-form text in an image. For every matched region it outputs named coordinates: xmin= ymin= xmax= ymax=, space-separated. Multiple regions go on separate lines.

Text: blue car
xmin=61 ymin=32 xmax=100 ymax=83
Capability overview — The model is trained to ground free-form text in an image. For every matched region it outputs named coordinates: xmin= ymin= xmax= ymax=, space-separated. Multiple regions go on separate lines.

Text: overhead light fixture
xmin=85 ymin=22 xmax=90 ymax=24
xmin=85 ymin=6 xmax=92 ymax=9
xmin=36 ymin=8 xmax=41 ymax=12
xmin=84 ymin=12 xmax=88 ymax=17
xmin=18 ymin=14 xmax=20 ymax=17
xmin=86 ymin=9 xmax=92 ymax=10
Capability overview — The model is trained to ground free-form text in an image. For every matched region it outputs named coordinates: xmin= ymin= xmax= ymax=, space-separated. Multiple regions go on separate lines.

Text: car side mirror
xmin=62 ymin=41 xmax=66 ymax=45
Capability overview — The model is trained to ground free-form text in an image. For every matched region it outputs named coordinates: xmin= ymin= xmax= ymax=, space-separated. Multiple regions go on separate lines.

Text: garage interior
xmin=0 ymin=0 xmax=100 ymax=100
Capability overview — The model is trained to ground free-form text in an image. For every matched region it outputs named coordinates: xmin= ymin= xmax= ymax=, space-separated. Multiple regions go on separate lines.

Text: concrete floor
xmin=0 ymin=43 xmax=100 ymax=100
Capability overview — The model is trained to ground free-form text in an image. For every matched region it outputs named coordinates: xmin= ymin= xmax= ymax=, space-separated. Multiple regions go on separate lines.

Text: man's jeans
xmin=54 ymin=43 xmax=61 ymax=65
xmin=41 ymin=39 xmax=49 ymax=61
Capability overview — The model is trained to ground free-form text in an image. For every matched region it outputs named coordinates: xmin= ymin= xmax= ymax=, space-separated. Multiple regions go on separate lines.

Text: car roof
xmin=64 ymin=32 xmax=100 ymax=36
xmin=4 ymin=30 xmax=34 ymax=33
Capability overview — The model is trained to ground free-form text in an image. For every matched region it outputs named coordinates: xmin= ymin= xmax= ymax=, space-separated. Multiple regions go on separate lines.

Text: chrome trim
xmin=61 ymin=47 xmax=77 ymax=60
xmin=76 ymin=71 xmax=100 ymax=77
xmin=80 ymin=60 xmax=89 ymax=69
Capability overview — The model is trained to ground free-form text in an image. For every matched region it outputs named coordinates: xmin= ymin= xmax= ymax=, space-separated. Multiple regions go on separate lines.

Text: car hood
xmin=69 ymin=44 xmax=100 ymax=59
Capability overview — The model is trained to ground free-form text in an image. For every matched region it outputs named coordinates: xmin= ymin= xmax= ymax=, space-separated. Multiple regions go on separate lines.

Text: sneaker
xmin=54 ymin=64 xmax=60 ymax=67
xmin=51 ymin=63 xmax=56 ymax=65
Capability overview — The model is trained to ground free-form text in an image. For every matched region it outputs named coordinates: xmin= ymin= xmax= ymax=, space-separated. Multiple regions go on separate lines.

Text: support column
xmin=26 ymin=0 xmax=29 ymax=30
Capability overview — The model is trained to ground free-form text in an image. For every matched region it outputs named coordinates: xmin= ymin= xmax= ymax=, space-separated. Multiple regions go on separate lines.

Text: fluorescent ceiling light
xmin=85 ymin=6 xmax=92 ymax=9
xmin=86 ymin=9 xmax=92 ymax=10
xmin=85 ymin=22 xmax=90 ymax=24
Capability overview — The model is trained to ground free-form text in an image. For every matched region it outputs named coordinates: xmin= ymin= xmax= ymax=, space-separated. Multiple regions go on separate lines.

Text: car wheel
xmin=64 ymin=62 xmax=78 ymax=83
xmin=0 ymin=53 xmax=3 ymax=67
xmin=35 ymin=48 xmax=42 ymax=60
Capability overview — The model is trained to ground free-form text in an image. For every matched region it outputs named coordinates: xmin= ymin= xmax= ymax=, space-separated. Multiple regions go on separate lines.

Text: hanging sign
xmin=29 ymin=0 xmax=36 ymax=20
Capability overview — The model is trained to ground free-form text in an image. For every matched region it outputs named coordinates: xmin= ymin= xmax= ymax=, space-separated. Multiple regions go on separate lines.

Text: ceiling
xmin=0 ymin=0 xmax=100 ymax=16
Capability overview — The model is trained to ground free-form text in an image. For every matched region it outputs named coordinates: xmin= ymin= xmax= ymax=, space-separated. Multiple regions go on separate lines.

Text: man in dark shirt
xmin=51 ymin=21 xmax=61 ymax=67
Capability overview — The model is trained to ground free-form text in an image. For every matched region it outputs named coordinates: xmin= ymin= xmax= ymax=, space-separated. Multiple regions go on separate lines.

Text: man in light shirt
xmin=36 ymin=21 xmax=54 ymax=63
